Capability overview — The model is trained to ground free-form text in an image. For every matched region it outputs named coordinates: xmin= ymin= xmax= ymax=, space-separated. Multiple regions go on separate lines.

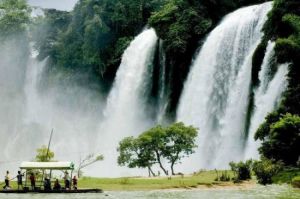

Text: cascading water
xmin=244 ymin=51 xmax=289 ymax=159
xmin=96 ymin=28 xmax=158 ymax=177
xmin=177 ymin=2 xmax=273 ymax=170
xmin=156 ymin=40 xmax=168 ymax=124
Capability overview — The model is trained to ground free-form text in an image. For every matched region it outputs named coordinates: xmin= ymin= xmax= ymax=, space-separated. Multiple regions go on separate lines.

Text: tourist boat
xmin=0 ymin=162 xmax=102 ymax=194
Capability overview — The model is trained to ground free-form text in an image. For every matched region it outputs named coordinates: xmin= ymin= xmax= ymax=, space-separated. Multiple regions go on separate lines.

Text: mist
xmin=0 ymin=31 xmax=107 ymax=177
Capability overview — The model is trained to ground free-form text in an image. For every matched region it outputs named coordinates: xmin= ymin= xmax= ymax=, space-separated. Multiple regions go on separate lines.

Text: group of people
xmin=3 ymin=170 xmax=78 ymax=191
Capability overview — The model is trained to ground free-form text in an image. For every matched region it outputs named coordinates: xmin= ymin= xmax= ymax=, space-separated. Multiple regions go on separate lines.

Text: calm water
xmin=0 ymin=185 xmax=299 ymax=199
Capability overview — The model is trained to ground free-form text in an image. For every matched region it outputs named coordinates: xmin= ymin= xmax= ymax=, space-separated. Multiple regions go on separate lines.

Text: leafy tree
xmin=164 ymin=122 xmax=198 ymax=175
xmin=31 ymin=9 xmax=71 ymax=61
xmin=140 ymin=125 xmax=169 ymax=175
xmin=35 ymin=145 xmax=55 ymax=162
xmin=117 ymin=122 xmax=198 ymax=176
xmin=77 ymin=154 xmax=104 ymax=178
xmin=117 ymin=136 xmax=157 ymax=177
xmin=0 ymin=0 xmax=31 ymax=38
xmin=256 ymin=114 xmax=300 ymax=166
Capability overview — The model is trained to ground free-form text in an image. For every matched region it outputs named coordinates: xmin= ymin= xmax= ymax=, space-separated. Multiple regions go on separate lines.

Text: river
xmin=0 ymin=185 xmax=299 ymax=199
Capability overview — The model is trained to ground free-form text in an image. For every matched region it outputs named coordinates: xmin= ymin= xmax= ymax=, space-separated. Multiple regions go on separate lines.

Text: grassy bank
xmin=78 ymin=170 xmax=245 ymax=191
xmin=272 ymin=168 xmax=300 ymax=188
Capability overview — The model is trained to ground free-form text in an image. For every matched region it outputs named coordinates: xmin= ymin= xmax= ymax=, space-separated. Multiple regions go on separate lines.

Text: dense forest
xmin=0 ymin=0 xmax=299 ymax=178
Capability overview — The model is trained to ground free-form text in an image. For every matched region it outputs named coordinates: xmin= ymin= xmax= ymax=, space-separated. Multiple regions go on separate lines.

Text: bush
xmin=229 ymin=160 xmax=252 ymax=182
xmin=292 ymin=176 xmax=300 ymax=188
xmin=214 ymin=170 xmax=231 ymax=182
xmin=252 ymin=158 xmax=283 ymax=185
xmin=275 ymin=38 xmax=300 ymax=63
xmin=258 ymin=114 xmax=300 ymax=166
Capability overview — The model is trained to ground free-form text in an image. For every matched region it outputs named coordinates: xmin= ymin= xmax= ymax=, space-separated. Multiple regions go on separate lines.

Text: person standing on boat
xmin=72 ymin=176 xmax=78 ymax=190
xmin=44 ymin=176 xmax=51 ymax=191
xmin=17 ymin=171 xmax=24 ymax=190
xmin=64 ymin=171 xmax=70 ymax=190
xmin=29 ymin=173 xmax=36 ymax=190
xmin=3 ymin=171 xmax=11 ymax=189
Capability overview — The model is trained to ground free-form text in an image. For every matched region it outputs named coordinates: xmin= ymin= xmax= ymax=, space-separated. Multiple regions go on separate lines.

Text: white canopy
xmin=20 ymin=162 xmax=74 ymax=170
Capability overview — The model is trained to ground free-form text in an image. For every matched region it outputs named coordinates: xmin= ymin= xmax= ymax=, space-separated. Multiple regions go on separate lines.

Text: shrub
xmin=229 ymin=160 xmax=252 ymax=181
xmin=252 ymin=158 xmax=283 ymax=185
xmin=258 ymin=114 xmax=300 ymax=166
xmin=292 ymin=176 xmax=300 ymax=188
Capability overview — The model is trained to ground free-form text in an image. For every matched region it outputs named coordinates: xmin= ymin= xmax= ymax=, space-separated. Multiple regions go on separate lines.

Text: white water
xmin=244 ymin=61 xmax=289 ymax=159
xmin=156 ymin=40 xmax=168 ymax=124
xmin=96 ymin=29 xmax=158 ymax=177
xmin=177 ymin=2 xmax=273 ymax=170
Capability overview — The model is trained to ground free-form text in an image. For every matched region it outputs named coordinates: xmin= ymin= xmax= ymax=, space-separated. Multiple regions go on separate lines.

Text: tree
xmin=117 ymin=122 xmax=198 ymax=176
xmin=140 ymin=125 xmax=169 ymax=175
xmin=35 ymin=145 xmax=55 ymax=162
xmin=256 ymin=114 xmax=300 ymax=166
xmin=77 ymin=153 xmax=104 ymax=178
xmin=164 ymin=122 xmax=198 ymax=175
xmin=117 ymin=136 xmax=157 ymax=177
xmin=0 ymin=0 xmax=30 ymax=38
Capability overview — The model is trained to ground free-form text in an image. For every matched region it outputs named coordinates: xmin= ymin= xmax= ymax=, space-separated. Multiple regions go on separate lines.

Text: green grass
xmin=272 ymin=168 xmax=300 ymax=184
xmin=78 ymin=170 xmax=236 ymax=191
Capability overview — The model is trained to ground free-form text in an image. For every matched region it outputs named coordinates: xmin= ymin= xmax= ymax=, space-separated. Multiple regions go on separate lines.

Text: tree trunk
xmin=171 ymin=162 xmax=175 ymax=175
xmin=155 ymin=151 xmax=168 ymax=175
xmin=148 ymin=166 xmax=156 ymax=177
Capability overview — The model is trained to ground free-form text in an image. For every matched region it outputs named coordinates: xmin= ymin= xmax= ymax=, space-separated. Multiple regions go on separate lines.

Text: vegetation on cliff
xmin=253 ymin=0 xmax=300 ymax=168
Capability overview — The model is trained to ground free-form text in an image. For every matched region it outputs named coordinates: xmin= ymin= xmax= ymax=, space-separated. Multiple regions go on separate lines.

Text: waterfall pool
xmin=0 ymin=185 xmax=299 ymax=199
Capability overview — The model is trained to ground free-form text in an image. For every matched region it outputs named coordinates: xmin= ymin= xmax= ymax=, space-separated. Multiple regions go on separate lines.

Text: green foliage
xmin=292 ymin=176 xmax=300 ymax=188
xmin=252 ymin=158 xmax=283 ymax=185
xmin=229 ymin=160 xmax=252 ymax=181
xmin=33 ymin=0 xmax=165 ymax=89
xmin=0 ymin=0 xmax=30 ymax=38
xmin=35 ymin=145 xmax=55 ymax=162
xmin=164 ymin=122 xmax=198 ymax=175
xmin=257 ymin=114 xmax=300 ymax=166
xmin=117 ymin=136 xmax=156 ymax=170
xmin=149 ymin=0 xmax=212 ymax=54
xmin=272 ymin=168 xmax=300 ymax=184
xmin=117 ymin=122 xmax=198 ymax=175
xmin=215 ymin=170 xmax=231 ymax=182
xmin=275 ymin=38 xmax=300 ymax=63
xmin=31 ymin=9 xmax=71 ymax=61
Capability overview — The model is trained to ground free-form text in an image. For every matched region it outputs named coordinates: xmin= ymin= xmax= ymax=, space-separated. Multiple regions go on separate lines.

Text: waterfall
xmin=96 ymin=28 xmax=158 ymax=177
xmin=177 ymin=2 xmax=273 ymax=170
xmin=244 ymin=60 xmax=289 ymax=159
xmin=156 ymin=40 xmax=168 ymax=124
